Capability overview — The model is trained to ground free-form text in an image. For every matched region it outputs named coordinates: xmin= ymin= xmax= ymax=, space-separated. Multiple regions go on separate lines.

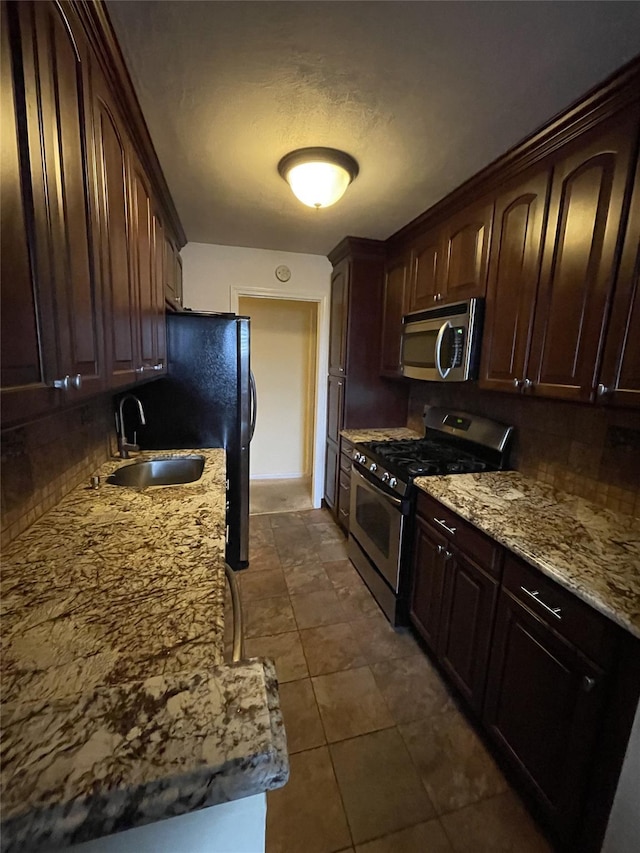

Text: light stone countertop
xmin=414 ymin=472 xmax=640 ymax=638
xmin=0 ymin=449 xmax=288 ymax=852
xmin=340 ymin=427 xmax=422 ymax=444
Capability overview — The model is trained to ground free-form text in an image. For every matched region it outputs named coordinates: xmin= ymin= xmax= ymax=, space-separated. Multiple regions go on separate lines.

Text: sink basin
xmin=107 ymin=455 xmax=205 ymax=487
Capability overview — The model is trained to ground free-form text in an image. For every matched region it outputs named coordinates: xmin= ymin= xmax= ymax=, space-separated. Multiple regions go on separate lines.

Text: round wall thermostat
xmin=275 ymin=265 xmax=291 ymax=282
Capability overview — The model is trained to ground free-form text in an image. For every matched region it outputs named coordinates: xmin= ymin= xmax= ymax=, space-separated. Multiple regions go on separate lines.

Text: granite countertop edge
xmin=414 ymin=472 xmax=640 ymax=639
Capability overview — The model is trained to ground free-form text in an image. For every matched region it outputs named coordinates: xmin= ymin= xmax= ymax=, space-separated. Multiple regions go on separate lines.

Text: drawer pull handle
xmin=520 ymin=586 xmax=562 ymax=620
xmin=434 ymin=518 xmax=456 ymax=536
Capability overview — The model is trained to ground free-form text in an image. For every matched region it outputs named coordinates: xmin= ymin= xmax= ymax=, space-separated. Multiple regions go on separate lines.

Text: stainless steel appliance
xmin=349 ymin=406 xmax=513 ymax=625
xmin=400 ymin=298 xmax=483 ymax=381
xmin=131 ymin=312 xmax=256 ymax=570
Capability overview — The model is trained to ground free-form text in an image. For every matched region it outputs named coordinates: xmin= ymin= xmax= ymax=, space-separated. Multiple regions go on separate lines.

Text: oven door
xmin=349 ymin=467 xmax=405 ymax=592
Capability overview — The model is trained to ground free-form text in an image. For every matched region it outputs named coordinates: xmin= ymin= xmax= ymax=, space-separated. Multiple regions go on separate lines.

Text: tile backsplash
xmin=408 ymin=383 xmax=640 ymax=517
xmin=1 ymin=398 xmax=112 ymax=547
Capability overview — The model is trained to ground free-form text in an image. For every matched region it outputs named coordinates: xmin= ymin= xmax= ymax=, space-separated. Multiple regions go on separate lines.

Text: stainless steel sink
xmin=107 ymin=455 xmax=205 ymax=487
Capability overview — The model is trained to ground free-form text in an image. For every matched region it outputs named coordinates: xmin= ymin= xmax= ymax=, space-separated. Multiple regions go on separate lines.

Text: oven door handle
xmin=435 ymin=320 xmax=453 ymax=379
xmin=353 ymin=468 xmax=403 ymax=507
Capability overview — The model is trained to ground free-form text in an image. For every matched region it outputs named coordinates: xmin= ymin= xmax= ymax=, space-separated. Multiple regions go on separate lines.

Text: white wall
xmin=182 ymin=242 xmax=331 ymax=314
xmin=182 ymin=242 xmax=331 ymax=506
xmin=239 ymin=296 xmax=316 ymax=479
xmin=603 ymin=697 xmax=640 ymax=853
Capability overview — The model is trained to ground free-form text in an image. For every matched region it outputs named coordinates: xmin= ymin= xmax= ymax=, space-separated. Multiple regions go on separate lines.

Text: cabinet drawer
xmin=503 ymin=553 xmax=615 ymax=666
xmin=340 ymin=451 xmax=353 ymax=475
xmin=416 ymin=491 xmax=500 ymax=576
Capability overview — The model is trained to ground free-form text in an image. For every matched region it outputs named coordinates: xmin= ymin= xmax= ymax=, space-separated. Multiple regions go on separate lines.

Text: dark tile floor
xmin=229 ymin=508 xmax=552 ymax=853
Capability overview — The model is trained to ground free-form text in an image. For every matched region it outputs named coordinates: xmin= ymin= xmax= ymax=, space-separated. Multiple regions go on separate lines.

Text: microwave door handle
xmin=435 ymin=320 xmax=453 ymax=379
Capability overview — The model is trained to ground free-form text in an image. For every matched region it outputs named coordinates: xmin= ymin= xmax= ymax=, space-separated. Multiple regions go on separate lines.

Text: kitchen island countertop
xmin=0 ymin=449 xmax=288 ymax=852
xmin=414 ymin=471 xmax=640 ymax=638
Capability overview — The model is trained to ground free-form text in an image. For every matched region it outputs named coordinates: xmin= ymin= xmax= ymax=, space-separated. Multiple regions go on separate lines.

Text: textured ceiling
xmin=106 ymin=1 xmax=640 ymax=256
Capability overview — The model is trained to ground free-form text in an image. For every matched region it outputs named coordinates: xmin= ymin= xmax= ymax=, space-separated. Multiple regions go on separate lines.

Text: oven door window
xmin=355 ymin=487 xmax=392 ymax=558
xmin=351 ymin=474 xmax=404 ymax=591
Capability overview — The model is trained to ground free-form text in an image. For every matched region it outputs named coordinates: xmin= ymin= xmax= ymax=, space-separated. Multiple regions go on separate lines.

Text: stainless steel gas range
xmin=348 ymin=406 xmax=513 ymax=626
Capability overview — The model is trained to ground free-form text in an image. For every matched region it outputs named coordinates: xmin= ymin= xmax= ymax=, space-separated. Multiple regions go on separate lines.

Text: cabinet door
xmin=409 ymin=516 xmax=448 ymax=654
xmin=0 ymin=1 xmax=54 ymax=425
xmin=92 ymin=64 xmax=139 ymax=388
xmin=438 ymin=550 xmax=499 ymax=713
xmin=324 ymin=440 xmax=339 ymax=511
xmin=408 ymin=228 xmax=442 ymax=311
xmin=164 ymin=235 xmax=183 ymax=311
xmin=130 ymin=157 xmax=162 ymax=376
xmin=440 ymin=199 xmax=493 ymax=302
xmin=10 ymin=1 xmax=102 ymax=405
xmin=380 ymin=257 xmax=408 ymax=377
xmin=597 ymin=155 xmax=640 ymax=407
xmin=326 ymin=374 xmax=345 ymax=444
xmin=329 ymin=261 xmax=349 ymax=375
xmin=152 ymin=214 xmax=167 ymax=373
xmin=528 ymin=113 xmax=638 ymax=402
xmin=480 ymin=170 xmax=550 ymax=393
xmin=484 ymin=590 xmax=606 ymax=839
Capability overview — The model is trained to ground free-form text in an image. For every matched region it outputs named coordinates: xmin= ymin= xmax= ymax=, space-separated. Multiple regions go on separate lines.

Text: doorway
xmin=238 ymin=296 xmax=319 ymax=513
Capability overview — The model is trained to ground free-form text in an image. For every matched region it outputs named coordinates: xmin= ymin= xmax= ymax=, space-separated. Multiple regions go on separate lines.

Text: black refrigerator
xmin=134 ymin=312 xmax=255 ymax=570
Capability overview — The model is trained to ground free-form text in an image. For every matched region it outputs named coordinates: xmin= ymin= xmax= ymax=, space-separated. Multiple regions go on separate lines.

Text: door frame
xmin=230 ymin=286 xmax=329 ymax=508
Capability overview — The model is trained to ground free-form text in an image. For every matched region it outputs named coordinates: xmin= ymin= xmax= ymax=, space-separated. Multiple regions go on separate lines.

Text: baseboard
xmin=250 ymin=472 xmax=310 ymax=481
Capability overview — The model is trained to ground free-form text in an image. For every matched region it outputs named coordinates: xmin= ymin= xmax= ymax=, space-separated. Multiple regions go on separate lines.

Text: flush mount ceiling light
xmin=278 ymin=147 xmax=359 ymax=209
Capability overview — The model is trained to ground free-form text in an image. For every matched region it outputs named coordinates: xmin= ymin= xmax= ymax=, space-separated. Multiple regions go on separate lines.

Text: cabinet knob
xmin=582 ymin=675 xmax=596 ymax=693
xmin=52 ymin=375 xmax=70 ymax=391
xmin=135 ymin=366 xmax=145 ymax=375
xmin=522 ymin=378 xmax=534 ymax=391
xmin=597 ymin=384 xmax=611 ymax=397
xmin=70 ymin=373 xmax=82 ymax=390
xmin=152 ymin=362 xmax=164 ymax=371
xmin=513 ymin=378 xmax=523 ymax=389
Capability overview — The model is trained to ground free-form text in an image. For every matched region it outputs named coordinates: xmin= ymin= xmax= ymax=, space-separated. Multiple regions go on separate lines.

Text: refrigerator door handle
xmin=249 ymin=370 xmax=257 ymax=442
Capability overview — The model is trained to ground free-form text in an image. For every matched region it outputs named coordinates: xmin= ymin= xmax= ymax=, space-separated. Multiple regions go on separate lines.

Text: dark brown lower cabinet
xmin=409 ymin=516 xmax=448 ymax=654
xmin=484 ymin=587 xmax=606 ymax=843
xmin=410 ymin=493 xmax=500 ymax=713
xmin=408 ymin=494 xmax=639 ymax=852
xmin=324 ymin=440 xmax=339 ymax=512
xmin=438 ymin=549 xmax=499 ymax=714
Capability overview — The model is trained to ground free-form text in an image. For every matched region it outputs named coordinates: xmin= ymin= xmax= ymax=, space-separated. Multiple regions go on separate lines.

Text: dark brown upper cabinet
xmin=480 ymin=169 xmax=551 ymax=393
xmin=596 ymin=155 xmax=640 ymax=407
xmin=0 ymin=0 xmax=54 ymax=426
xmin=129 ymin=156 xmax=166 ymax=377
xmin=440 ymin=198 xmax=493 ymax=303
xmin=380 ymin=255 xmax=409 ymax=378
xmin=526 ymin=111 xmax=639 ymax=402
xmin=2 ymin=0 xmax=183 ymax=427
xmin=91 ymin=63 xmax=139 ymax=389
xmin=164 ymin=236 xmax=183 ymax=311
xmin=1 ymin=1 xmax=103 ymax=427
xmin=328 ymin=260 xmax=349 ymax=376
xmin=407 ymin=227 xmax=442 ymax=313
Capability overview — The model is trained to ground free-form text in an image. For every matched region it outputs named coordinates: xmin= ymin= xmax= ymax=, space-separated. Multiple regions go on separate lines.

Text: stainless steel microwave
xmin=400 ymin=298 xmax=484 ymax=382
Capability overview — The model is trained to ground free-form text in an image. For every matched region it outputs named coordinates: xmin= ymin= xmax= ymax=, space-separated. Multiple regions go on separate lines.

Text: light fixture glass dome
xmin=278 ymin=148 xmax=359 ymax=209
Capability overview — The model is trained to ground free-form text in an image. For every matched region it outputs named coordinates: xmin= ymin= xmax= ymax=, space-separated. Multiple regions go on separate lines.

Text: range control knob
xmin=381 ymin=472 xmax=390 ymax=483
xmin=389 ymin=477 xmax=398 ymax=488
xmin=369 ymin=463 xmax=378 ymax=473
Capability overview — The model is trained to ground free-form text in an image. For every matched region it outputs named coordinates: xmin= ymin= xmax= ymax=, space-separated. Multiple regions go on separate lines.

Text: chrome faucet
xmin=117 ymin=394 xmax=146 ymax=458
